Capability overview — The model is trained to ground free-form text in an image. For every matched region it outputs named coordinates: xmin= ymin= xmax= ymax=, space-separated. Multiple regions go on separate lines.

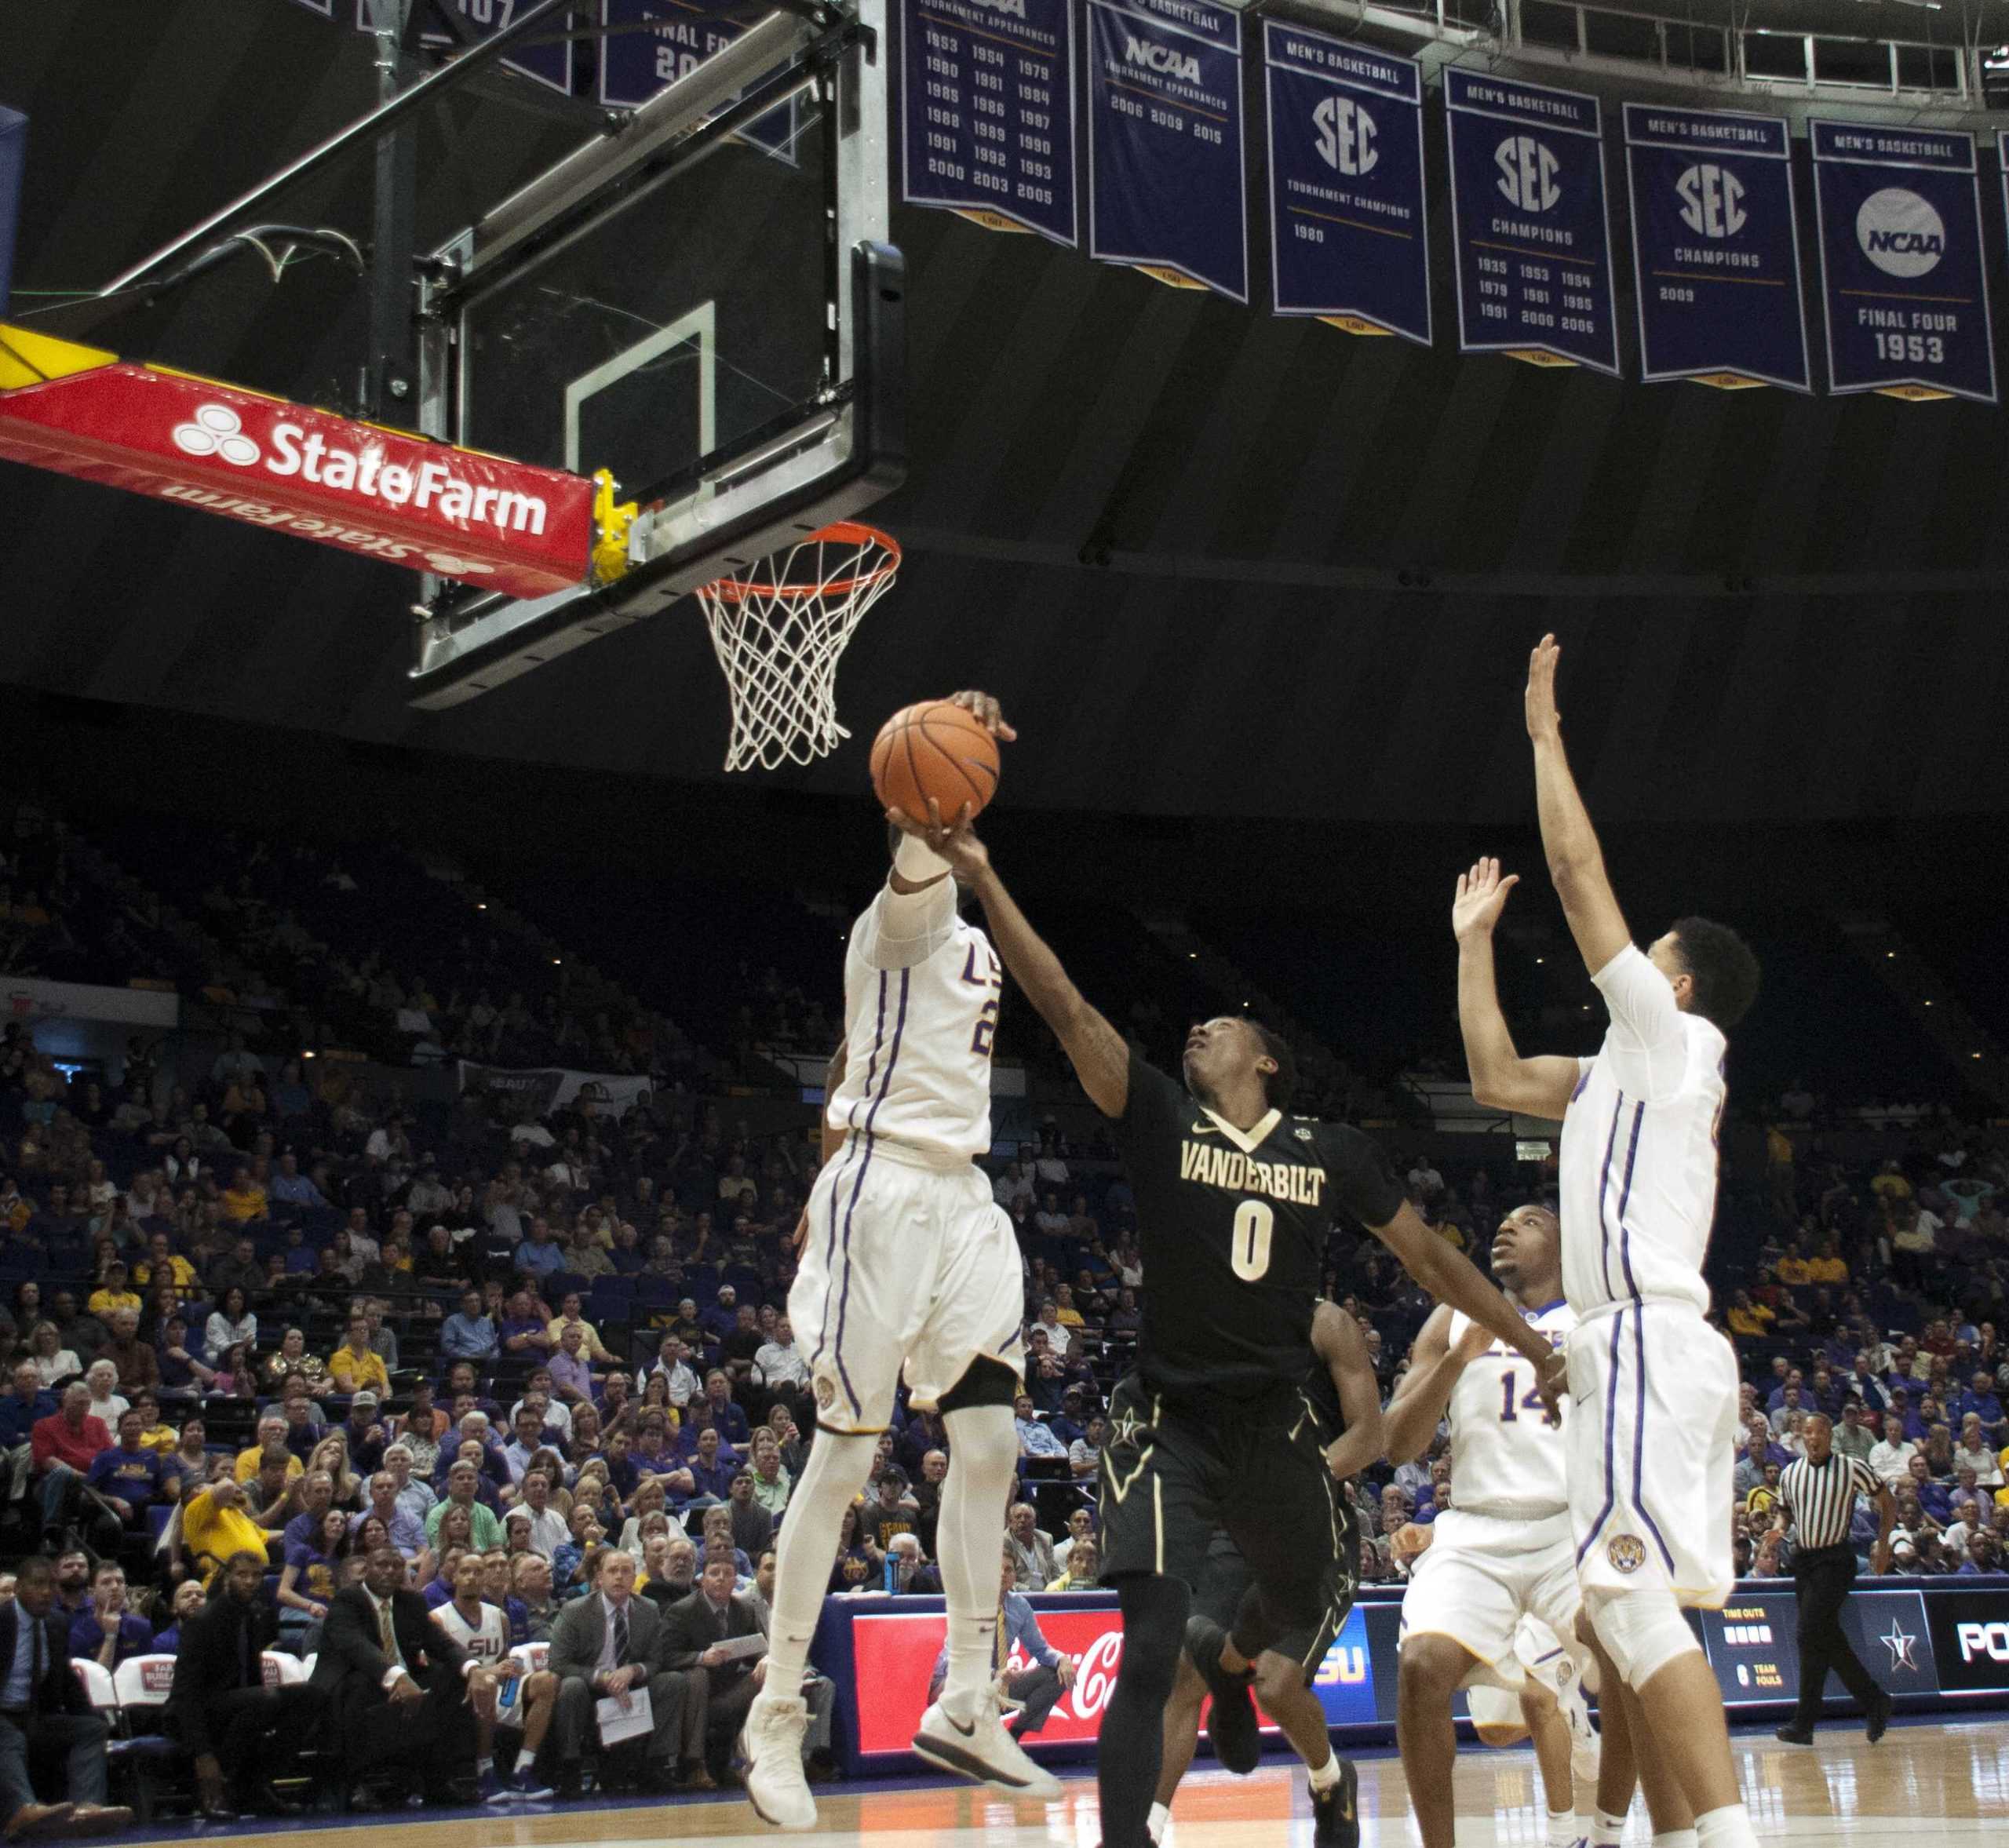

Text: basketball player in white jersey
xmin=742 ymin=691 xmax=1054 ymax=1831
xmin=430 ymin=1552 xmax=558 ymax=1802
xmin=1387 ymin=1204 xmax=1667 ymax=1848
xmin=1452 ymin=635 xmax=1763 ymax=1848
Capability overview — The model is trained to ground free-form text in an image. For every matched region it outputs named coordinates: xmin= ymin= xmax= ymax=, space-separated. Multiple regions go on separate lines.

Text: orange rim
xmin=701 ymin=522 xmax=902 ymax=604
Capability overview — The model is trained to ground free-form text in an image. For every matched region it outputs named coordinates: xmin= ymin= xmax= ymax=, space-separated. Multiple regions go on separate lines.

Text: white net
xmin=695 ymin=524 xmax=901 ymax=772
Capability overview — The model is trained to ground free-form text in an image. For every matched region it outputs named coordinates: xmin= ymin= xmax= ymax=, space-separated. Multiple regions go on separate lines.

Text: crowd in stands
xmin=0 ymin=796 xmax=2002 ymax=1829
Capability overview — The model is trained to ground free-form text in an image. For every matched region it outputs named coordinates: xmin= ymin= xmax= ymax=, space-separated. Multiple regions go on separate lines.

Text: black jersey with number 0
xmin=1114 ymin=1049 xmax=1403 ymax=1405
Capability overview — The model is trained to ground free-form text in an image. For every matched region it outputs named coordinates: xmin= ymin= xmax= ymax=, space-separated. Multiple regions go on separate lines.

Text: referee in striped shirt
xmin=1773 ymin=1411 xmax=1898 ymax=1744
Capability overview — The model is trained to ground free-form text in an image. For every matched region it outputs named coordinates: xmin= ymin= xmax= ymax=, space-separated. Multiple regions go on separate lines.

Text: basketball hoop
xmin=695 ymin=522 xmax=902 ymax=773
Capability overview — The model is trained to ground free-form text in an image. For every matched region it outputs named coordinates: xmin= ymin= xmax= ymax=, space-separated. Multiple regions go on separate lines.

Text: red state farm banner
xmin=0 ymin=361 xmax=593 ymax=597
xmin=848 ymin=1606 xmax=1286 ymax=1755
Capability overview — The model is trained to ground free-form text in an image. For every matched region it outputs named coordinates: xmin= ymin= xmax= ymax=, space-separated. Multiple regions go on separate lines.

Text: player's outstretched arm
xmin=888 ymin=802 xmax=1129 ymax=1119
xmin=1870 ymin=1483 xmax=1898 ymax=1576
xmin=1380 ymin=1304 xmax=1481 ymax=1464
xmin=1525 ymin=634 xmax=1631 ymax=978
xmin=1453 ymin=858 xmax=1580 ymax=1121
xmin=1367 ymin=1201 xmax=1566 ymax=1416
xmin=1311 ymin=1300 xmax=1386 ymax=1481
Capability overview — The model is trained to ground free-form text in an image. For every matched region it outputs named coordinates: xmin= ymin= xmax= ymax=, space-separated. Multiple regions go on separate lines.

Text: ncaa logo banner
xmin=1443 ymin=69 xmax=1618 ymax=376
xmin=1810 ymin=120 xmax=1996 ymax=404
xmin=354 ymin=0 xmax=575 ymax=96
xmin=1263 ymin=26 xmax=1428 ymax=346
xmin=899 ymin=0 xmax=1077 ymax=245
xmin=1087 ymin=0 xmax=1246 ymax=301
xmin=1622 ymin=104 xmax=1809 ymax=393
xmin=600 ymin=0 xmax=797 ymax=162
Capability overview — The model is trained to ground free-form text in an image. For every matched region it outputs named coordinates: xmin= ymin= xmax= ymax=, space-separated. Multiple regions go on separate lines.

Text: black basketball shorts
xmin=1096 ymin=1372 xmax=1358 ymax=1680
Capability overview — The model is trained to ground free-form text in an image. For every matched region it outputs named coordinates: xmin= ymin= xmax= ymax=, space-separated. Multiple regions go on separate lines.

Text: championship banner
xmin=0 ymin=327 xmax=596 ymax=598
xmin=1262 ymin=26 xmax=1429 ymax=345
xmin=284 ymin=0 xmax=336 ymax=15
xmin=457 ymin=1062 xmax=654 ymax=1119
xmin=1087 ymin=0 xmax=1245 ymax=301
xmin=1622 ymin=104 xmax=1809 ymax=392
xmin=0 ymin=110 xmax=23 ymax=323
xmin=1443 ymin=68 xmax=1618 ymax=375
xmin=355 ymin=0 xmax=575 ymax=96
xmin=900 ymin=0 xmax=1077 ymax=245
xmin=1810 ymin=120 xmax=1996 ymax=404
xmin=598 ymin=0 xmax=797 ymax=162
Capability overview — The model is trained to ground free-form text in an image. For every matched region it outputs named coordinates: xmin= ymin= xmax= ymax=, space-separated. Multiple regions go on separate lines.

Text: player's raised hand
xmin=1451 ymin=858 xmax=1519 ymax=942
xmin=1533 ymin=1346 xmax=1569 ymax=1426
xmin=946 ymin=689 xmax=1018 ymax=742
xmin=888 ymin=797 xmax=990 ymax=881
xmin=1525 ymin=633 xmax=1562 ymax=742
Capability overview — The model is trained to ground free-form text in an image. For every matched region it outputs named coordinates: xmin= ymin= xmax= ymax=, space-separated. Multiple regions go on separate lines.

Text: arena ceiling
xmin=2 ymin=0 xmax=2008 ymax=827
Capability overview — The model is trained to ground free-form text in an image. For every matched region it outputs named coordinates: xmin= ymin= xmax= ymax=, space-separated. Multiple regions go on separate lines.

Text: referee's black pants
xmin=1789 ymin=1544 xmax=1883 ymax=1729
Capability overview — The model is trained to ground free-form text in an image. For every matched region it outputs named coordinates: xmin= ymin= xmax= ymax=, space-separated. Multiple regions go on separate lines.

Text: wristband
xmin=894 ymin=833 xmax=952 ymax=882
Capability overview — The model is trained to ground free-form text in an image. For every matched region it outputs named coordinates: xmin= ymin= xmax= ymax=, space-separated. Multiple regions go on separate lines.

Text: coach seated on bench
xmin=0 ymin=1558 xmax=131 ymax=1838
xmin=547 ymin=1548 xmax=709 ymax=1797
xmin=167 ymin=1550 xmax=330 ymax=1820
xmin=308 ymin=1545 xmax=481 ymax=1805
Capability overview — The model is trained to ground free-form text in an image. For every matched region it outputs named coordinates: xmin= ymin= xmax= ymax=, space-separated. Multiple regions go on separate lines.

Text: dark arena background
xmin=2 ymin=1 xmax=2009 ymax=1843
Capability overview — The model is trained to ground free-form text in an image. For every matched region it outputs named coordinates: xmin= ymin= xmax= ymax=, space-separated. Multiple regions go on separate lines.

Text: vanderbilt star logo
xmin=1879 ymin=1614 xmax=1920 ymax=1673
xmin=1107 ymin=1408 xmax=1147 ymax=1450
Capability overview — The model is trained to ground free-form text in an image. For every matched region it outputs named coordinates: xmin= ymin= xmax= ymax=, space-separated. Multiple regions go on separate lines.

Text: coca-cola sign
xmin=0 ymin=359 xmax=595 ymax=598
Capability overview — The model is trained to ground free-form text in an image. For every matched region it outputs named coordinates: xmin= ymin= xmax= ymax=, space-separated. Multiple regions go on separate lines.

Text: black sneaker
xmin=1865 ymin=1692 xmax=1892 ymax=1744
xmin=1311 ymin=1758 xmax=1358 ymax=1848
xmin=1187 ymin=1617 xmax=1260 ymax=1776
xmin=1774 ymin=1723 xmax=1814 ymax=1745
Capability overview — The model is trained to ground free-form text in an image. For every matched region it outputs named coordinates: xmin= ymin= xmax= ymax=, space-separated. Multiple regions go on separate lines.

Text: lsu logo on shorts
xmin=1606 ymin=1534 xmax=1646 ymax=1575
xmin=815 ymin=1376 xmax=837 ymax=1409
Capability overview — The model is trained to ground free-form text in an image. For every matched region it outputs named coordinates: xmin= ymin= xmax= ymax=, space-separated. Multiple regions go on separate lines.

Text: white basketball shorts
xmin=790 ymin=1136 xmax=1023 ymax=1434
xmin=1463 ymin=1614 xmax=1581 ymax=1730
xmin=1398 ymin=1507 xmax=1581 ymax=1684
xmin=1566 ymin=1299 xmax=1739 ymax=1608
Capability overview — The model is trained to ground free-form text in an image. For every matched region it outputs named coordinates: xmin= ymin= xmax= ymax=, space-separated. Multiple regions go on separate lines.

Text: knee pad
xmin=939 ymin=1355 xmax=1020 ymax=1413
xmin=1586 ymin=1587 xmax=1700 ymax=1688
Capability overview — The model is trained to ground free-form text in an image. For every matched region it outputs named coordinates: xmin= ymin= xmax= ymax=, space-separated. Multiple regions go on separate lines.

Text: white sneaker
xmin=912 ymin=1692 xmax=1062 ymax=1800
xmin=741 ymin=1692 xmax=816 ymax=1830
xmin=1561 ymin=1682 xmax=1600 ymax=1800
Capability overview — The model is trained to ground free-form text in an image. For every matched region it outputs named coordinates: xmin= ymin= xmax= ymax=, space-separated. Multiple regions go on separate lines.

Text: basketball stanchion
xmin=694 ymin=522 xmax=902 ymax=772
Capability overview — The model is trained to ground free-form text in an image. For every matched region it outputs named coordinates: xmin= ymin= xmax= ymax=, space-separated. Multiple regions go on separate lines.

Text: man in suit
xmin=662 ymin=1555 xmax=775 ymax=1781
xmin=546 ymin=1549 xmax=707 ymax=1796
xmin=0 ymin=1558 xmax=131 ymax=1837
xmin=307 ymin=1545 xmax=484 ymax=1802
xmin=166 ymin=1550 xmax=329 ymax=1819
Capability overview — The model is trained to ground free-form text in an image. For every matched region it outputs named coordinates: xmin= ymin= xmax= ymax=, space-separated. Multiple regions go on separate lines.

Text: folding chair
xmin=108 ymin=1656 xmax=188 ymax=1821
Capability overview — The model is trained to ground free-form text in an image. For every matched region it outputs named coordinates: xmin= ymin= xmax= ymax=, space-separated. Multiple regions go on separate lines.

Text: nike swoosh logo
xmin=1189 ymin=1123 xmax=1218 ymax=1135
xmin=943 ymin=1712 xmax=974 ymax=1737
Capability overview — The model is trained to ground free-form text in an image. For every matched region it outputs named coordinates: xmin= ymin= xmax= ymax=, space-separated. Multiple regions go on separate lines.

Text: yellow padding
xmin=0 ymin=323 xmax=119 ymax=392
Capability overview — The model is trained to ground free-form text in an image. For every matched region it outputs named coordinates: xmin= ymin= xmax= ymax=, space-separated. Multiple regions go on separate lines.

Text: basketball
xmin=870 ymin=700 xmax=1001 ymax=823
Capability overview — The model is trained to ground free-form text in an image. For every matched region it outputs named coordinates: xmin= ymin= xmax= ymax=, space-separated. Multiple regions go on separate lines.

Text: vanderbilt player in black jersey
xmin=1153 ymin=1300 xmax=1384 ymax=1846
xmin=889 ymin=800 xmax=1566 ymax=1848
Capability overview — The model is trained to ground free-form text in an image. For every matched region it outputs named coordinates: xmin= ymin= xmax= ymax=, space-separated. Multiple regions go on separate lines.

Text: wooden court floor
xmin=154 ymin=1720 xmax=2009 ymax=1847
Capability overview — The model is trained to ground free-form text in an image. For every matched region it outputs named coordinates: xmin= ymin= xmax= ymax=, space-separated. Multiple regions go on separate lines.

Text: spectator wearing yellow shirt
xmin=1869 ymin=1160 xmax=1912 ymax=1202
xmin=1726 ymin=1290 xmax=1776 ymax=1340
xmin=1805 ymin=1242 xmax=1849 ymax=1285
xmin=235 ymin=1415 xmax=305 ymax=1486
xmin=222 ymin=1167 xmax=268 ymax=1223
xmin=545 ymin=1296 xmax=615 ymax=1366
xmin=134 ymin=1232 xmax=198 ymax=1291
xmin=180 ymin=1478 xmax=272 ymax=1586
xmin=330 ymin=1315 xmax=390 ymax=1396
xmin=87 ymin=1259 xmax=142 ymax=1319
xmin=1774 ymin=1246 xmax=1813 ymax=1287
xmin=129 ymin=1391 xmax=178 ymax=1456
